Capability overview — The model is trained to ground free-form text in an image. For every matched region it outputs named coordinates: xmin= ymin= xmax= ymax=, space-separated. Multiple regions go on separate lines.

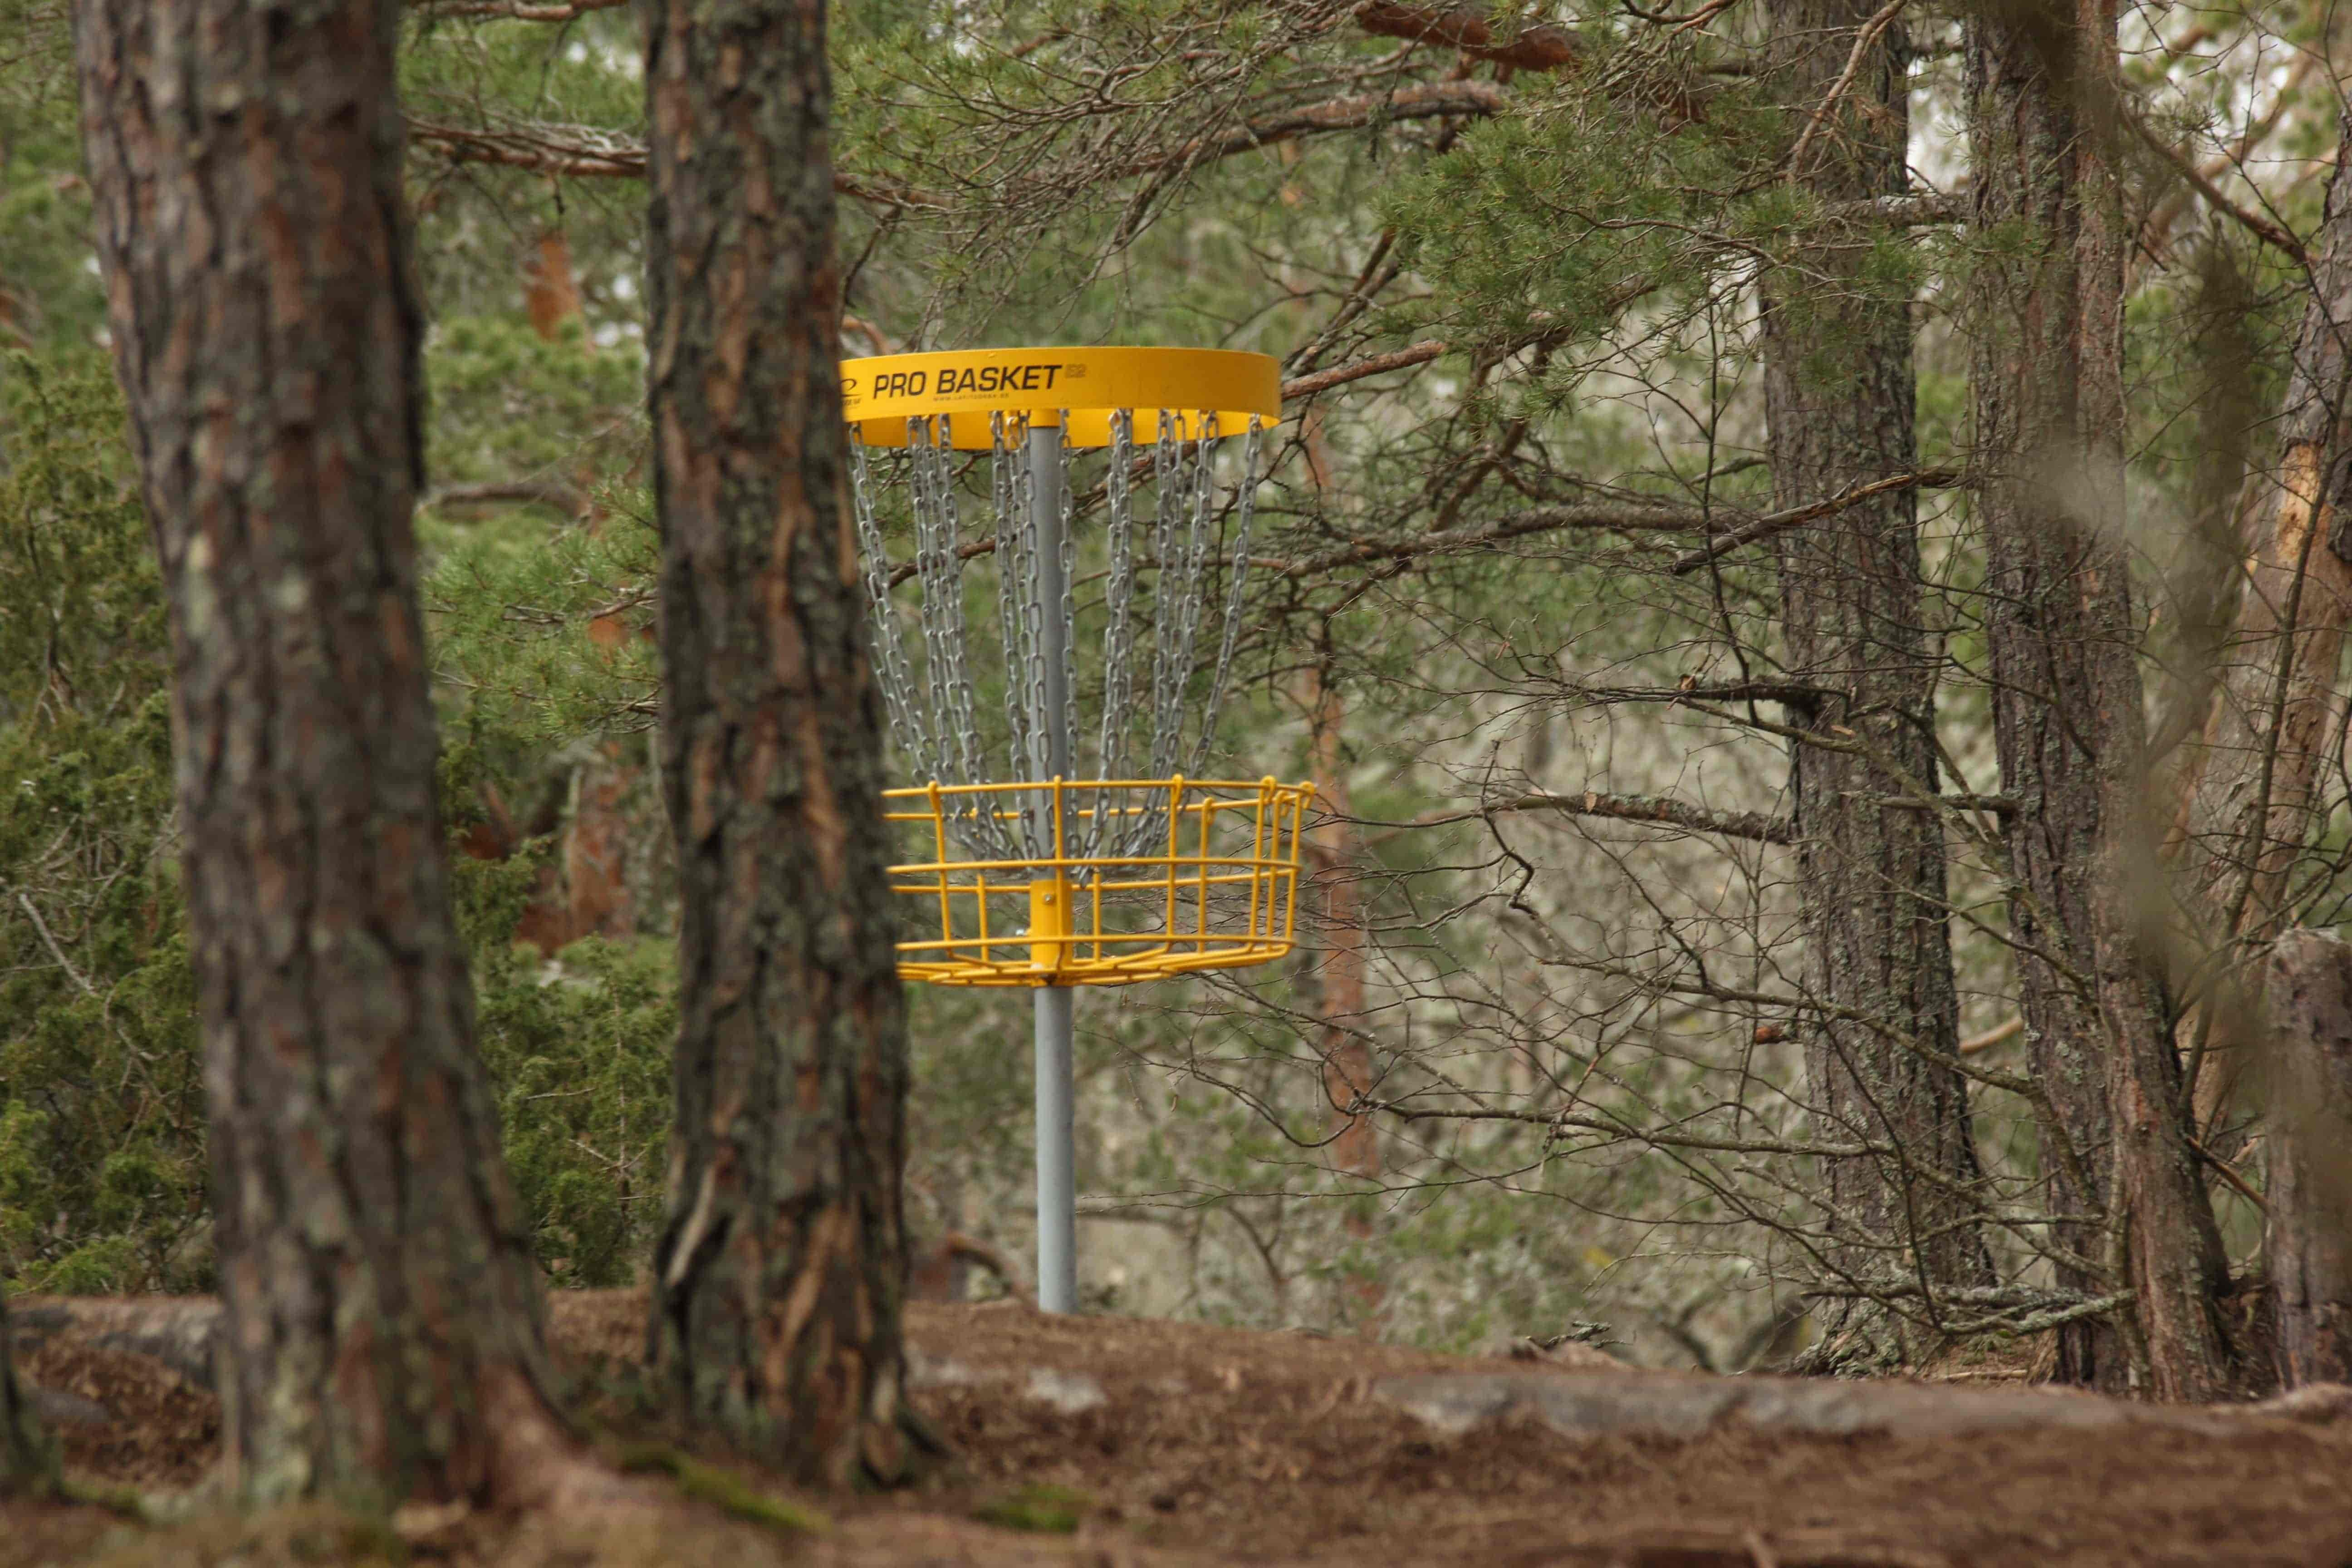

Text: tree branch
xmin=416 ymin=79 xmax=1502 ymax=211
xmin=1784 ymin=0 xmax=1906 ymax=183
xmin=409 ymin=119 xmax=918 ymax=206
xmin=1667 ymin=466 xmax=1961 ymax=575
xmin=411 ymin=0 xmax=628 ymax=20
xmin=2126 ymin=106 xmax=2308 ymax=266
xmin=1157 ymin=80 xmax=1507 ymax=172
xmin=1280 ymin=338 xmax=1447 ymax=400
xmin=424 ymin=479 xmax=589 ymax=517
xmin=1364 ymin=789 xmax=1793 ymax=843
xmin=1499 ymin=789 xmax=1792 ymax=844
xmin=1352 ymin=2 xmax=1581 ymax=72
xmin=1267 ymin=500 xmax=1716 ymax=578
xmin=14 ymin=893 xmax=96 ymax=1000
xmin=410 ymin=119 xmax=645 ymax=179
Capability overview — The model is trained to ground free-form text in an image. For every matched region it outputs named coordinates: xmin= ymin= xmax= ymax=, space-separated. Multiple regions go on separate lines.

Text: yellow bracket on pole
xmin=1028 ymin=873 xmax=1073 ymax=978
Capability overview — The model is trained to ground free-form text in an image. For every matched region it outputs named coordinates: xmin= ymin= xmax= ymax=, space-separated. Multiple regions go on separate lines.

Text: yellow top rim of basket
xmin=842 ymin=346 xmax=1280 ymax=450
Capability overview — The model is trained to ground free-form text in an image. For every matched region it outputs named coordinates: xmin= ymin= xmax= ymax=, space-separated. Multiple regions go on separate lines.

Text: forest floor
xmin=6 ymin=1289 xmax=2352 ymax=1567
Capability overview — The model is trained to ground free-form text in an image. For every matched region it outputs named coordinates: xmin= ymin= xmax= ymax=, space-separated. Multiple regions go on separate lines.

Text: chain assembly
xmin=855 ymin=402 xmax=1268 ymax=869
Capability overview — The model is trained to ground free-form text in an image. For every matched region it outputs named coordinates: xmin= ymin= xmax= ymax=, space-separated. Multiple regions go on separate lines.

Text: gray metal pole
xmin=1033 ymin=985 xmax=1076 ymax=1313
xmin=1027 ymin=421 xmax=1078 ymax=1314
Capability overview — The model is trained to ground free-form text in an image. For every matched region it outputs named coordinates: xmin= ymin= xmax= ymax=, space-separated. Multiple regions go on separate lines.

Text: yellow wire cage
xmin=887 ymin=776 xmax=1314 ymax=986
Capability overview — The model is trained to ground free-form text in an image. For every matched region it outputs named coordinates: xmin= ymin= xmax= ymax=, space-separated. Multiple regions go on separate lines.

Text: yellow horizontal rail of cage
xmin=884 ymin=776 xmax=1315 ymax=987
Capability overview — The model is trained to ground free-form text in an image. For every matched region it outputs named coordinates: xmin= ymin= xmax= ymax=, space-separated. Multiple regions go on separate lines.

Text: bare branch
xmin=409 ymin=119 xmax=919 ymax=206
xmin=424 ymin=480 xmax=589 ymax=517
xmin=412 ymin=0 xmax=627 ymax=20
xmin=1280 ymin=338 xmax=1448 ymax=400
xmin=1667 ymin=467 xmax=1962 ymax=575
xmin=1783 ymin=0 xmax=1906 ymax=183
xmin=1266 ymin=500 xmax=1713 ymax=578
xmin=15 ymin=893 xmax=96 ymax=1000
xmin=411 ymin=118 xmax=643 ymax=178
xmin=1501 ymin=789 xmax=1793 ymax=844
xmin=1959 ymin=1016 xmax=2023 ymax=1054
xmin=1160 ymin=79 xmax=1506 ymax=172
xmin=2126 ymin=106 xmax=2308 ymax=266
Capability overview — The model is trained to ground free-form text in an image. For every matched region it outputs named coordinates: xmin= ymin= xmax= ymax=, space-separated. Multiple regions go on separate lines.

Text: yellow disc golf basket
xmin=844 ymin=344 xmax=1309 ymax=1310
xmin=886 ymin=775 xmax=1313 ymax=987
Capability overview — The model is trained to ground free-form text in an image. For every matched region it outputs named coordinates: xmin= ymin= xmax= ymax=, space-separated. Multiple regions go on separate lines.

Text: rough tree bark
xmin=640 ymin=0 xmax=925 ymax=1487
xmin=2259 ymin=930 xmax=2352 ymax=1386
xmin=74 ymin=0 xmax=577 ymax=1506
xmin=1966 ymin=0 xmax=2234 ymax=1397
xmin=1 ymin=1296 xmax=53 ymax=1495
xmin=2171 ymin=109 xmax=2352 ymax=948
xmin=1761 ymin=0 xmax=1993 ymax=1347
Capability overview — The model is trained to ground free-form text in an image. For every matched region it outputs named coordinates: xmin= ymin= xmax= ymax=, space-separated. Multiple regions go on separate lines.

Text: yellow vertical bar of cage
xmin=1192 ymin=784 xmax=1213 ymax=952
xmin=1285 ymin=784 xmax=1308 ymax=947
xmin=1088 ymin=791 xmax=1107 ymax=964
xmin=925 ymin=781 xmax=953 ymax=962
xmin=1159 ymin=774 xmax=1184 ymax=951
xmin=972 ymin=806 xmax=994 ymax=970
xmin=1245 ymin=777 xmax=1271 ymax=945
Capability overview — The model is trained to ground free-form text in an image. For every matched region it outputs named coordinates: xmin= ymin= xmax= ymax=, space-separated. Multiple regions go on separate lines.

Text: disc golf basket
xmin=843 ymin=345 xmax=1309 ymax=1312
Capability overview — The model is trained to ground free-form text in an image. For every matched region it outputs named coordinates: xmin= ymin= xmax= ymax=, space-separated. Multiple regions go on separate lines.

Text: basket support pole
xmin=1028 ymin=421 xmax=1079 ymax=1313
xmin=1034 ymin=983 xmax=1076 ymax=1312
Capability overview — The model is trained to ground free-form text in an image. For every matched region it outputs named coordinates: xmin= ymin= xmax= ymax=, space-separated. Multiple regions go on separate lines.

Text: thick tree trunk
xmin=1966 ymin=0 xmax=2234 ymax=1398
xmin=1761 ymin=0 xmax=1992 ymax=1345
xmin=640 ymin=0 xmax=922 ymax=1487
xmin=1 ymin=1296 xmax=54 ymax=1495
xmin=74 ymin=0 xmax=571 ymax=1505
xmin=2259 ymin=930 xmax=2352 ymax=1387
xmin=2171 ymin=112 xmax=2352 ymax=946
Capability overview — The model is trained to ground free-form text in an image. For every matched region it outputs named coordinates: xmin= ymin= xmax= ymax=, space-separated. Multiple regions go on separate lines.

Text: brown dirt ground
xmin=5 ymin=1291 xmax=2351 ymax=1568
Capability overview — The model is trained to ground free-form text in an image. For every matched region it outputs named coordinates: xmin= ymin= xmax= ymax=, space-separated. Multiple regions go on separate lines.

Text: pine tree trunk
xmin=639 ymin=0 xmax=922 ymax=1487
xmin=74 ymin=0 xmax=570 ymax=1504
xmin=1966 ymin=0 xmax=2234 ymax=1398
xmin=2259 ymin=930 xmax=2352 ymax=1386
xmin=1761 ymin=0 xmax=1992 ymax=1346
xmin=2171 ymin=110 xmax=2352 ymax=945
xmin=1 ymin=1295 xmax=54 ymax=1495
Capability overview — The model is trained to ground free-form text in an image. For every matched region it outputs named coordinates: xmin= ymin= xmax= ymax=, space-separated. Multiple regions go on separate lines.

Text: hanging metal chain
xmin=1148 ymin=413 xmax=1219 ymax=774
xmin=1050 ymin=412 xmax=1089 ymax=868
xmin=907 ymin=416 xmax=957 ymax=781
xmin=851 ymin=398 xmax=1268 ymax=867
xmin=989 ymin=412 xmax=1032 ymax=796
xmin=1143 ymin=411 xmax=1186 ymax=779
xmin=1055 ymin=413 xmax=1078 ymax=777
xmin=1173 ymin=412 xmax=1219 ymax=755
xmin=1019 ymin=420 xmax=1056 ymax=858
xmin=851 ymin=439 xmax=939 ymax=784
xmin=1187 ymin=415 xmax=1263 ymax=779
xmin=990 ymin=411 xmax=1057 ymax=858
xmin=909 ymin=417 xmax=1015 ymax=859
xmin=1084 ymin=410 xmax=1140 ymax=861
